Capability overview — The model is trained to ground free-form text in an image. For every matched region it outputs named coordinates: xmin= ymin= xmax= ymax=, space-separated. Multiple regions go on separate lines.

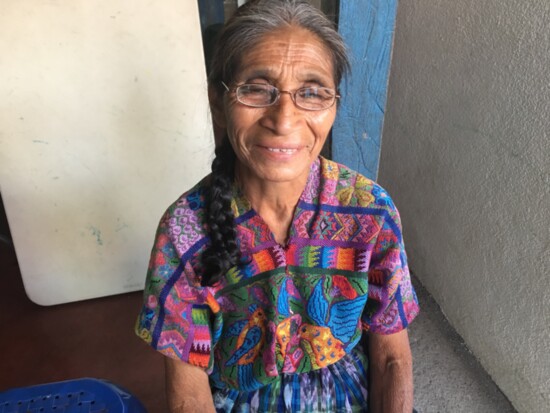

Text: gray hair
xmin=208 ymin=0 xmax=350 ymax=93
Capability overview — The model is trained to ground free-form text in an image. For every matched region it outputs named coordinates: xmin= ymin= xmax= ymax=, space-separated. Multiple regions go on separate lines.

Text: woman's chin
xmin=241 ymin=163 xmax=311 ymax=186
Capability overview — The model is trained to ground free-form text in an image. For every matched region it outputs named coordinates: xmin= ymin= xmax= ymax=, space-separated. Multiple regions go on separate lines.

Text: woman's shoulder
xmin=163 ymin=177 xmax=209 ymax=217
xmin=156 ymin=176 xmax=211 ymax=259
xmin=319 ymin=157 xmax=398 ymax=213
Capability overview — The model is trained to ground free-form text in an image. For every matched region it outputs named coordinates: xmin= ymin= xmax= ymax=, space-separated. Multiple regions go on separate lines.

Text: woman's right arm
xmin=165 ymin=357 xmax=216 ymax=413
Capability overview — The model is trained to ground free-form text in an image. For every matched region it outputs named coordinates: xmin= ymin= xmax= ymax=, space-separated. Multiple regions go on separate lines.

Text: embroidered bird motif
xmin=225 ymin=305 xmax=266 ymax=366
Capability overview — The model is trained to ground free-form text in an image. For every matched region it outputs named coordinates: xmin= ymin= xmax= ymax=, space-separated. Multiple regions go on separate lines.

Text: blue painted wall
xmin=332 ymin=1 xmax=399 ymax=180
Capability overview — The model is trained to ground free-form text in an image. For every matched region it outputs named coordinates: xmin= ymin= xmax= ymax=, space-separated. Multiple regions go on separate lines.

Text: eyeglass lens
xmin=236 ymin=84 xmax=336 ymax=110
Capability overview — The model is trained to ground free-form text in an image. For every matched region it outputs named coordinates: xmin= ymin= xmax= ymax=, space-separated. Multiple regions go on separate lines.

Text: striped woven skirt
xmin=212 ymin=346 xmax=369 ymax=413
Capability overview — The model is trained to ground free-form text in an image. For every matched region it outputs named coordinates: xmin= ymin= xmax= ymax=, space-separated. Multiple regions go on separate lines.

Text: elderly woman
xmin=136 ymin=0 xmax=419 ymax=412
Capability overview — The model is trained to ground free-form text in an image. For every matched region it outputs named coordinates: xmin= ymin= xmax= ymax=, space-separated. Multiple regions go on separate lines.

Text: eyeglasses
xmin=221 ymin=81 xmax=340 ymax=111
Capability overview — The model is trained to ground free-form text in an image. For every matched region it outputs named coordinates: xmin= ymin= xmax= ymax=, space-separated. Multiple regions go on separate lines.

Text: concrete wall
xmin=378 ymin=1 xmax=549 ymax=412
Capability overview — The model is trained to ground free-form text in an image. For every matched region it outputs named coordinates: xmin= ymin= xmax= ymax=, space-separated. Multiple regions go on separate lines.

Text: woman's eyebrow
xmin=297 ymin=72 xmax=333 ymax=86
xmin=301 ymin=75 xmax=326 ymax=84
xmin=239 ymin=68 xmax=275 ymax=81
xmin=238 ymin=68 xmax=334 ymax=86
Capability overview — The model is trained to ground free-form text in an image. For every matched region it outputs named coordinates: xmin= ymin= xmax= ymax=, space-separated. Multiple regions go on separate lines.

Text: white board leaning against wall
xmin=0 ymin=1 xmax=213 ymax=305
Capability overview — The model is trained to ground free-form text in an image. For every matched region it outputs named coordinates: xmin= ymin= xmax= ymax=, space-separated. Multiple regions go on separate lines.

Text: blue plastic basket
xmin=0 ymin=378 xmax=147 ymax=413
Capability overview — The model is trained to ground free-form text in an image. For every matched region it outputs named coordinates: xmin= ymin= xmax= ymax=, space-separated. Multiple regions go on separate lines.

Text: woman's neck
xmin=236 ymin=168 xmax=308 ymax=246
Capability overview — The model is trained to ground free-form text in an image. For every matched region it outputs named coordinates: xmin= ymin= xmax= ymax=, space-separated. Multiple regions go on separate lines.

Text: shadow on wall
xmin=0 ymin=194 xmax=12 ymax=244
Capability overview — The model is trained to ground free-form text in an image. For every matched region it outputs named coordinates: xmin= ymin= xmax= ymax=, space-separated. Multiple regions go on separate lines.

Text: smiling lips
xmin=265 ymin=147 xmax=298 ymax=154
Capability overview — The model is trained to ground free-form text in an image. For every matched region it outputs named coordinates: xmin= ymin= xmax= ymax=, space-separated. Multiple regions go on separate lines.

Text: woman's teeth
xmin=267 ymin=148 xmax=297 ymax=153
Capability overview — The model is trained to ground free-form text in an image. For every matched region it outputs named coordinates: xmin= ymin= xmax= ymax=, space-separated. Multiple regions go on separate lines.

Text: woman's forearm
xmin=165 ymin=357 xmax=216 ymax=413
xmin=368 ymin=330 xmax=414 ymax=413
xmin=370 ymin=358 xmax=413 ymax=413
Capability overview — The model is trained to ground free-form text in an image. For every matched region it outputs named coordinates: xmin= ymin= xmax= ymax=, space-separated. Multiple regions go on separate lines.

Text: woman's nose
xmin=266 ymin=92 xmax=299 ymax=135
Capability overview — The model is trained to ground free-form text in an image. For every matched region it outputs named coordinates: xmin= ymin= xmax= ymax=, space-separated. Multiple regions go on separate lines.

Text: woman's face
xmin=215 ymin=26 xmax=337 ymax=187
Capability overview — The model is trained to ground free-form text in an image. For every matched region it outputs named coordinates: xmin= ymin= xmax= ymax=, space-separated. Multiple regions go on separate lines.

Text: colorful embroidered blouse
xmin=136 ymin=157 xmax=419 ymax=397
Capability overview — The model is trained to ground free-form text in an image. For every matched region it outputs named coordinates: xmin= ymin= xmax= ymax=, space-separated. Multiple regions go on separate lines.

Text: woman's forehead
xmin=234 ymin=26 xmax=335 ymax=84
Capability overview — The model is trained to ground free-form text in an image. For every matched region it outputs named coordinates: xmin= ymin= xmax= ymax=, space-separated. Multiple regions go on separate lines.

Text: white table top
xmin=0 ymin=0 xmax=213 ymax=305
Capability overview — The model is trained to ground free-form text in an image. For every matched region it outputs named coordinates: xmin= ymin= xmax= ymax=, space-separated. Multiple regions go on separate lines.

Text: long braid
xmin=201 ymin=137 xmax=241 ymax=286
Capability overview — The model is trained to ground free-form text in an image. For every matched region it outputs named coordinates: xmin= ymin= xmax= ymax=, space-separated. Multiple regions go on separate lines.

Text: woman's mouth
xmin=266 ymin=147 xmax=298 ymax=154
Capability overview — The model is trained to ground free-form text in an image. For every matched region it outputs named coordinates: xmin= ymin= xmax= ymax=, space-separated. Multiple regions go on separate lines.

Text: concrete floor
xmin=410 ymin=276 xmax=517 ymax=413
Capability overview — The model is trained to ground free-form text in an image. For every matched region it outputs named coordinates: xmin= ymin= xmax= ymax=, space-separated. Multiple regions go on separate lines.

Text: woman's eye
xmin=307 ymin=87 xmax=335 ymax=100
xmin=241 ymin=85 xmax=270 ymax=95
xmin=299 ymin=88 xmax=324 ymax=100
xmin=237 ymin=84 xmax=274 ymax=105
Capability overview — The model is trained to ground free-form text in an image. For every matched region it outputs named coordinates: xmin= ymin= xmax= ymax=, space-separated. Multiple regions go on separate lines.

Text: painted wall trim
xmin=333 ymin=0 xmax=399 ymax=180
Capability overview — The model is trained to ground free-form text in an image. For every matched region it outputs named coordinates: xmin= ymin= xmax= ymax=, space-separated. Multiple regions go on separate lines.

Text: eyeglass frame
xmin=221 ymin=81 xmax=340 ymax=111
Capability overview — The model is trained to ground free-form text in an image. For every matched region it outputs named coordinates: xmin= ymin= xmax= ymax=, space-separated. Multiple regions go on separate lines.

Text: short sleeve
xmin=362 ymin=201 xmax=419 ymax=335
xmin=135 ymin=210 xmax=220 ymax=372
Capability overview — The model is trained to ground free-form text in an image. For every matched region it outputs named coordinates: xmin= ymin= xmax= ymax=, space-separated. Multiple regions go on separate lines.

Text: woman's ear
xmin=208 ymin=85 xmax=226 ymax=129
xmin=208 ymin=85 xmax=228 ymax=147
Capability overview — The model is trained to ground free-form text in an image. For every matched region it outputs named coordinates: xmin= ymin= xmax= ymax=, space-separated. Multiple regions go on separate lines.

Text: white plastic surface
xmin=0 ymin=1 xmax=213 ymax=305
